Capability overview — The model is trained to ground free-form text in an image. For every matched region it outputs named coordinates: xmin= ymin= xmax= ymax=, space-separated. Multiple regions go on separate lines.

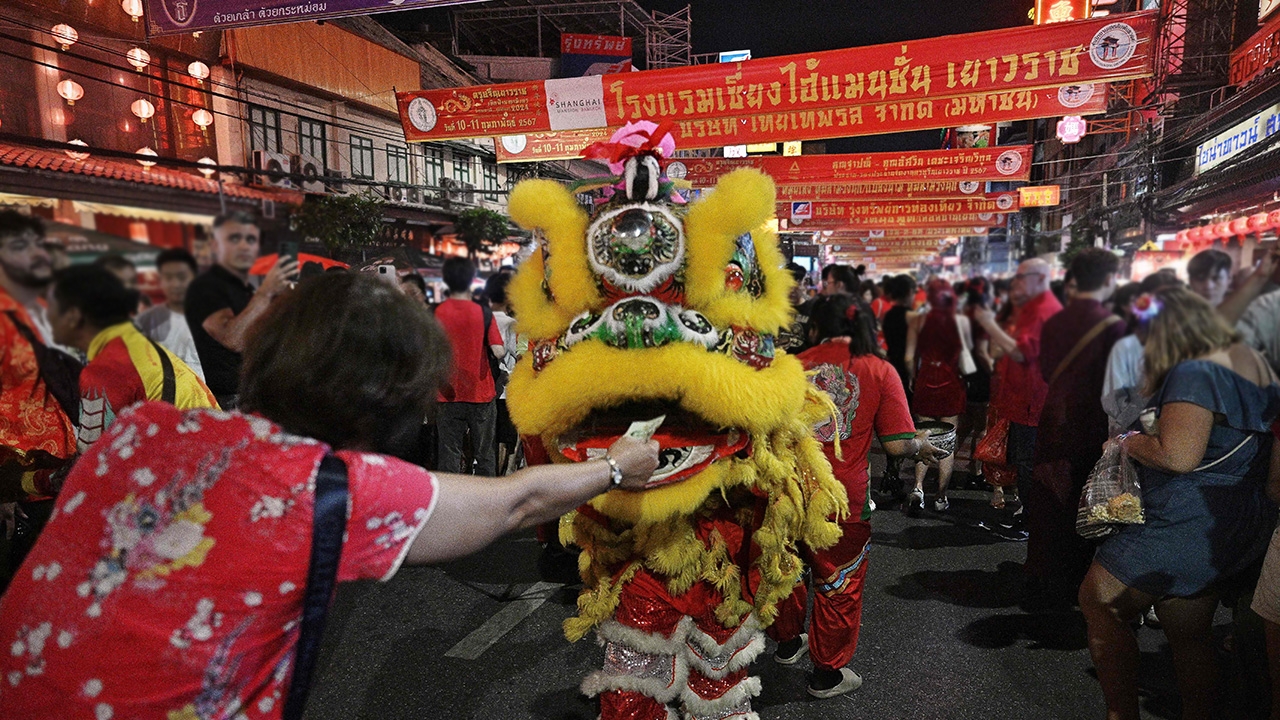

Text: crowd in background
xmin=3 ymin=203 xmax=1280 ymax=717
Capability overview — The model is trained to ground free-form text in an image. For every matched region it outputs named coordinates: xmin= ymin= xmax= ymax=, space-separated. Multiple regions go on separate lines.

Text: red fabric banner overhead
xmin=779 ymin=193 xmax=1020 ymax=218
xmin=399 ymin=11 xmax=1153 ymax=142
xmin=819 ymin=228 xmax=988 ymax=238
xmin=681 ymin=146 xmax=1034 ymax=186
xmin=494 ymin=84 xmax=1105 ymax=162
xmin=792 ymin=212 xmax=1008 ymax=229
xmin=776 ymin=180 xmax=985 ymax=201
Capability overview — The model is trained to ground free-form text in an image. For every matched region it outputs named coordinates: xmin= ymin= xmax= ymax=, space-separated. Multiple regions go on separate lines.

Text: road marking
xmin=444 ymin=581 xmax=562 ymax=660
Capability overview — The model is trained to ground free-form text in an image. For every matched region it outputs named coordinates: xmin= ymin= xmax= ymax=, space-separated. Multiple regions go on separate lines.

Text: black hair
xmin=52 ymin=265 xmax=137 ymax=329
xmin=1186 ymin=249 xmax=1232 ymax=281
xmin=786 ymin=262 xmax=807 ymax=284
xmin=1069 ymin=247 xmax=1120 ymax=292
xmin=885 ymin=274 xmax=917 ymax=303
xmin=484 ymin=272 xmax=511 ymax=305
xmin=155 ymin=248 xmax=198 ymax=275
xmin=826 ymin=264 xmax=859 ymax=293
xmin=965 ymin=276 xmax=992 ymax=309
xmin=0 ymin=210 xmax=44 ymax=241
xmin=213 ymin=211 xmax=258 ymax=229
xmin=240 ymin=273 xmax=453 ymax=458
xmin=820 ymin=263 xmax=838 ymax=280
xmin=442 ymin=256 xmax=476 ymax=294
xmin=400 ymin=272 xmax=428 ymax=294
xmin=93 ymin=253 xmax=136 ymax=273
xmin=809 ymin=294 xmax=881 ymax=357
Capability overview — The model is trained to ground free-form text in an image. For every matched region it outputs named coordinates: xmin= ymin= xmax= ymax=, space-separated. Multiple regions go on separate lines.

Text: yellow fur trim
xmin=508 ymin=342 xmax=808 ymax=443
xmin=507 ymin=180 xmax=600 ymax=336
xmin=682 ymin=169 xmax=795 ymax=333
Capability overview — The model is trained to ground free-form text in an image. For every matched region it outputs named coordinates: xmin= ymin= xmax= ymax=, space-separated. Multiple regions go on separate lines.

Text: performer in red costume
xmin=770 ymin=293 xmax=938 ymax=698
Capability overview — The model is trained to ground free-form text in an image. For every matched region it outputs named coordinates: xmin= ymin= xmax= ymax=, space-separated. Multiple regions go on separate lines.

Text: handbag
xmin=955 ymin=314 xmax=978 ymax=376
xmin=974 ymin=410 xmax=1009 ymax=466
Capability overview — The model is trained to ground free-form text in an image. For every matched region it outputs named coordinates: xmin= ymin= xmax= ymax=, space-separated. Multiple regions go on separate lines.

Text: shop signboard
xmin=1194 ymin=101 xmax=1280 ymax=174
xmin=819 ymin=227 xmax=988 ymax=238
xmin=144 ymin=0 xmax=484 ymax=36
xmin=560 ymin=34 xmax=633 ymax=78
xmin=793 ymin=212 xmax=1010 ymax=229
xmin=1019 ymin=185 xmax=1062 ymax=206
xmin=1035 ymin=0 xmax=1093 ymax=24
xmin=403 ymin=11 xmax=1154 ymax=142
xmin=1230 ymin=10 xmax=1280 ymax=87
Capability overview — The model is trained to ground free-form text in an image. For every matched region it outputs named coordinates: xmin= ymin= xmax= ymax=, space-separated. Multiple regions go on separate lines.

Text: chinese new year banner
xmin=778 ymin=193 xmax=1020 ymax=219
xmin=400 ymin=11 xmax=1153 ymax=142
xmin=776 ymin=180 xmax=986 ymax=202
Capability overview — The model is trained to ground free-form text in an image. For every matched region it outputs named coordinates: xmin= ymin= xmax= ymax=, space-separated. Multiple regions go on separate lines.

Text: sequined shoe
xmin=807 ymin=668 xmax=862 ymax=698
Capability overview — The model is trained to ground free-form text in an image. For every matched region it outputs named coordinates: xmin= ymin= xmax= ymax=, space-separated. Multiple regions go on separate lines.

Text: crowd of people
xmin=2 ymin=203 xmax=1280 ymax=718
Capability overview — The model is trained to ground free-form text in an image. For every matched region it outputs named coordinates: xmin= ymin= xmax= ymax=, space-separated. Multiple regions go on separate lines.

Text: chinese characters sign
xmin=1019 ymin=185 xmax=1062 ymax=206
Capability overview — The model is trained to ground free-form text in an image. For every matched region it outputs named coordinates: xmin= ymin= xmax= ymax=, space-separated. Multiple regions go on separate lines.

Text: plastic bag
xmin=974 ymin=415 xmax=1009 ymax=466
xmin=1076 ymin=436 xmax=1145 ymax=539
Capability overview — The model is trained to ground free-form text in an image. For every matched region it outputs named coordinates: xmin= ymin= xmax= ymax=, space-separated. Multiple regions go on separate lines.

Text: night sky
xmin=383 ymin=0 xmax=1036 ymax=152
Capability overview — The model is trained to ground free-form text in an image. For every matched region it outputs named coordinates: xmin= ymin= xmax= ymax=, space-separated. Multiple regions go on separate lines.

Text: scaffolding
xmin=450 ymin=0 xmax=691 ymax=70
xmin=1147 ymin=0 xmax=1238 ymax=116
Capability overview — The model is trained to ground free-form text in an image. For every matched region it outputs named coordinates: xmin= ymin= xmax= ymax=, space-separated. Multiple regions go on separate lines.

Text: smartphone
xmin=279 ymin=240 xmax=299 ymax=280
xmin=377 ymin=264 xmax=398 ymax=285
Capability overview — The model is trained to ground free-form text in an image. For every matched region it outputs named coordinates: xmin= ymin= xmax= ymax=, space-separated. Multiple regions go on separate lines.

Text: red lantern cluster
xmin=1174 ymin=210 xmax=1279 ymax=252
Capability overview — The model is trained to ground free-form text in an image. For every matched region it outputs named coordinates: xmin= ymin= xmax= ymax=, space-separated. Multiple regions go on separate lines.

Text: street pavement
xmin=305 ymin=481 xmax=1264 ymax=720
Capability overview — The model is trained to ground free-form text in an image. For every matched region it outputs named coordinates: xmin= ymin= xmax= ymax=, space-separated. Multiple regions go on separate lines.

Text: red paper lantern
xmin=1175 ymin=229 xmax=1190 ymax=244
xmin=1249 ymin=213 xmax=1271 ymax=233
xmin=1188 ymin=226 xmax=1206 ymax=242
xmin=1230 ymin=217 xmax=1250 ymax=236
xmin=1269 ymin=210 xmax=1280 ymax=229
xmin=1213 ymin=221 xmax=1233 ymax=239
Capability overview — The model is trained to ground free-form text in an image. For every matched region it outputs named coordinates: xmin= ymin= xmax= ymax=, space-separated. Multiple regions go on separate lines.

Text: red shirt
xmin=991 ymin=291 xmax=1062 ymax=426
xmin=434 ymin=298 xmax=504 ymax=404
xmin=798 ymin=341 xmax=916 ymax=518
xmin=0 ymin=291 xmax=75 ymax=467
xmin=0 ymin=403 xmax=439 ymax=718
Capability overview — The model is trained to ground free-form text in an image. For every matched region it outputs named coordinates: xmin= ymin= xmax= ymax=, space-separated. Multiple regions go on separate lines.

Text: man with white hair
xmin=974 ymin=257 xmax=1062 ymax=541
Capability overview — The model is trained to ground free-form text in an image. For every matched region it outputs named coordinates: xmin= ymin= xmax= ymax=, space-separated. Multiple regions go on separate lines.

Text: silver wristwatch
xmin=603 ymin=455 xmax=624 ymax=487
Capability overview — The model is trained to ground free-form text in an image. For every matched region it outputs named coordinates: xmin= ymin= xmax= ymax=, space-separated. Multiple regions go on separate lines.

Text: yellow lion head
xmin=506 ymin=157 xmax=845 ymax=638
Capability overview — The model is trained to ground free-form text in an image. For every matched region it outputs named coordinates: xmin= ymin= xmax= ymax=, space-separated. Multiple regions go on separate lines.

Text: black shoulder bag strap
xmin=282 ymin=453 xmax=349 ymax=720
xmin=5 ymin=310 xmax=82 ymax=422
xmin=141 ymin=334 xmax=177 ymax=405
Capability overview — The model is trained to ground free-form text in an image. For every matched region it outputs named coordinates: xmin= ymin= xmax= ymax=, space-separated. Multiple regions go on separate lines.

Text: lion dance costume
xmin=505 ymin=122 xmax=846 ymax=720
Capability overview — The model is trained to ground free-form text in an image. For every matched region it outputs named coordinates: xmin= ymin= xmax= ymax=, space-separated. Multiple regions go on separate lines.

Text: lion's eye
xmin=611 ymin=209 xmax=652 ymax=243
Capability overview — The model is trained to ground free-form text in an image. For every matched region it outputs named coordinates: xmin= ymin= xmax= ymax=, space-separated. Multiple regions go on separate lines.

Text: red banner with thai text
xmin=778 ymin=193 xmax=1020 ymax=219
xmin=775 ymin=180 xmax=986 ymax=201
xmin=493 ymin=82 xmax=1107 ymax=162
xmin=681 ymin=146 xmax=1033 ymax=186
xmin=402 ymin=11 xmax=1153 ymax=142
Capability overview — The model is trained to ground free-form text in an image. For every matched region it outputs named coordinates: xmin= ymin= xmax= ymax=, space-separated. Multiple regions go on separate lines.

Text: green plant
xmin=455 ymin=207 xmax=511 ymax=258
xmin=291 ymin=192 xmax=385 ymax=254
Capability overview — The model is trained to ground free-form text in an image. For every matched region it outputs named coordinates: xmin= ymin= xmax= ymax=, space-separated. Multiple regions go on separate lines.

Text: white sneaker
xmin=933 ymin=497 xmax=950 ymax=512
xmin=867 ymin=497 xmax=877 ymax=512
xmin=807 ymin=668 xmax=863 ymax=698
xmin=905 ymin=488 xmax=924 ymax=516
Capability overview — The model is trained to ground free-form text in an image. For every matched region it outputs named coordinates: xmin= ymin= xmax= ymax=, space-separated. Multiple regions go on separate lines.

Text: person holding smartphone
xmin=185 ymin=212 xmax=297 ymax=410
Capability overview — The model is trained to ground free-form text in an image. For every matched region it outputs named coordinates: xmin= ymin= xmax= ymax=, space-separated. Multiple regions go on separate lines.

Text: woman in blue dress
xmin=1080 ymin=286 xmax=1280 ymax=720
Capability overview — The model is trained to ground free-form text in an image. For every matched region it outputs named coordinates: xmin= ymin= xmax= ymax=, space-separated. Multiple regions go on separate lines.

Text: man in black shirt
xmin=185 ymin=212 xmax=295 ymax=409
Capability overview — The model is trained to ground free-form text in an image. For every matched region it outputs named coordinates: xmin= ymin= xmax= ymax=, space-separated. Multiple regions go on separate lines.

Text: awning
xmin=43 ymin=220 xmax=162 ymax=266
xmin=0 ymin=192 xmax=57 ymax=209
xmin=71 ymin=201 xmax=216 ymax=226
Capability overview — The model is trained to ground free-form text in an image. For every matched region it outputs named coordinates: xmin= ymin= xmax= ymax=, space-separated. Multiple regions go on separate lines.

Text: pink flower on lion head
xmin=586 ymin=121 xmax=677 ymax=175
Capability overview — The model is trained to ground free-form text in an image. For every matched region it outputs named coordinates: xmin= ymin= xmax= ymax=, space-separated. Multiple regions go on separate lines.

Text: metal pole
xmin=537 ymin=10 xmax=542 ymax=57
